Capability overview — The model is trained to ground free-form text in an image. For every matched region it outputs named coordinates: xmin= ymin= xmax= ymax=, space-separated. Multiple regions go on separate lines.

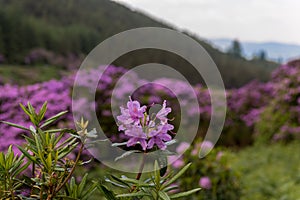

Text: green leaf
xmin=1 ymin=121 xmax=30 ymax=131
xmin=81 ymin=181 xmax=98 ymax=200
xmin=114 ymin=150 xmax=141 ymax=161
xmin=110 ymin=175 xmax=131 ymax=188
xmin=0 ymin=152 xmax=5 ymax=167
xmin=45 ymin=153 xmax=52 ymax=171
xmin=120 ymin=176 xmax=140 ymax=184
xmin=169 ymin=188 xmax=201 ymax=199
xmin=163 ymin=185 xmax=179 ymax=192
xmin=162 ymin=163 xmax=192 ymax=189
xmin=38 ymin=101 xmax=48 ymax=121
xmin=17 ymin=146 xmax=36 ymax=163
xmin=27 ymin=102 xmax=38 ymax=125
xmin=40 ymin=110 xmax=68 ymax=128
xmin=105 ymin=178 xmax=128 ymax=188
xmin=19 ymin=103 xmax=31 ymax=117
xmin=154 ymin=160 xmax=161 ymax=187
xmin=159 ymin=191 xmax=170 ymax=200
xmin=98 ymin=185 xmax=117 ymax=200
xmin=78 ymin=174 xmax=88 ymax=195
xmin=158 ymin=156 xmax=168 ymax=177
xmin=12 ymin=161 xmax=30 ymax=177
xmin=116 ymin=191 xmax=151 ymax=198
xmin=111 ymin=142 xmax=127 ymax=147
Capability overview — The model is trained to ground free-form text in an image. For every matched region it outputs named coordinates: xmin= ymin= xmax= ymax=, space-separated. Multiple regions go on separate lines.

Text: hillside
xmin=0 ymin=0 xmax=279 ymax=88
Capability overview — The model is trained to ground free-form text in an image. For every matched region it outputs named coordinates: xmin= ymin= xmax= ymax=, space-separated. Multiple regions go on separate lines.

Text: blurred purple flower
xmin=176 ymin=142 xmax=190 ymax=154
xmin=199 ymin=176 xmax=212 ymax=189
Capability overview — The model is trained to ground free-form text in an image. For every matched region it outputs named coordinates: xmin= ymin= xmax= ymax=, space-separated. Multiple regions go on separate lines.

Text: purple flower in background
xmin=176 ymin=142 xmax=190 ymax=154
xmin=168 ymin=155 xmax=184 ymax=168
xmin=199 ymin=176 xmax=212 ymax=189
xmin=116 ymin=97 xmax=174 ymax=151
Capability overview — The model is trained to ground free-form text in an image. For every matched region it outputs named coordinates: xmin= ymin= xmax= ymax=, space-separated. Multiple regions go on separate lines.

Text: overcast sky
xmin=112 ymin=0 xmax=300 ymax=45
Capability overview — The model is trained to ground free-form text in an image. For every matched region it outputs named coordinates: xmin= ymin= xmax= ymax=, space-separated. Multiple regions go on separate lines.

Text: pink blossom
xmin=199 ymin=176 xmax=212 ymax=189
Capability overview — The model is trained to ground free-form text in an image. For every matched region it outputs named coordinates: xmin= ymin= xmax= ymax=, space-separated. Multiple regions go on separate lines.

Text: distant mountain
xmin=0 ymin=0 xmax=279 ymax=88
xmin=210 ymin=38 xmax=300 ymax=63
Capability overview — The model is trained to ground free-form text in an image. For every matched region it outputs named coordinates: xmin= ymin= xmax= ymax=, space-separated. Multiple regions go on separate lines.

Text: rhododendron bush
xmin=1 ymin=63 xmax=300 ymax=153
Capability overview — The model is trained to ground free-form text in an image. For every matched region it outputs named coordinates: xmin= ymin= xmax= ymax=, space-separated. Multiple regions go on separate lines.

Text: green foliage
xmin=0 ymin=102 xmax=97 ymax=199
xmin=0 ymin=145 xmax=30 ymax=199
xmin=232 ymin=142 xmax=300 ymax=200
xmin=0 ymin=64 xmax=65 ymax=85
xmin=58 ymin=174 xmax=98 ymax=200
xmin=179 ymin=143 xmax=241 ymax=200
xmin=254 ymin=102 xmax=291 ymax=143
xmin=99 ymin=162 xmax=201 ymax=200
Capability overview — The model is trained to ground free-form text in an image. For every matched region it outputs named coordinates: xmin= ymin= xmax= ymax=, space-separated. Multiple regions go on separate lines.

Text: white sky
xmin=112 ymin=0 xmax=300 ymax=45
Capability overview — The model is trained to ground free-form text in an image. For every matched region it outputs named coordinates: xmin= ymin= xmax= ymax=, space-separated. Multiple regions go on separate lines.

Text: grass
xmin=232 ymin=142 xmax=300 ymax=200
xmin=0 ymin=64 xmax=67 ymax=85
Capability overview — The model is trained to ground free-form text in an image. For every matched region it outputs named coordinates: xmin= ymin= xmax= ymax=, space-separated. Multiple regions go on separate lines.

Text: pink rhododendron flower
xmin=168 ymin=155 xmax=184 ymax=168
xmin=199 ymin=176 xmax=212 ymax=189
xmin=176 ymin=142 xmax=190 ymax=154
xmin=117 ymin=97 xmax=174 ymax=151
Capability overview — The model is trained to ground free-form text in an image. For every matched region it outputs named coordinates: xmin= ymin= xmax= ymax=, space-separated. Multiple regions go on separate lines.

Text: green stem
xmin=9 ymin=177 xmax=15 ymax=199
xmin=54 ymin=142 xmax=84 ymax=194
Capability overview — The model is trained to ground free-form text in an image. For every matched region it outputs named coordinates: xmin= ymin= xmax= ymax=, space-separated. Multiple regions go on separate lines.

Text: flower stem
xmin=136 ymin=152 xmax=146 ymax=180
xmin=131 ymin=152 xmax=146 ymax=192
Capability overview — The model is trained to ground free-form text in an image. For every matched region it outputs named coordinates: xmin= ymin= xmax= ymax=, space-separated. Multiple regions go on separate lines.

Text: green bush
xmin=232 ymin=142 xmax=300 ymax=200
xmin=177 ymin=141 xmax=241 ymax=200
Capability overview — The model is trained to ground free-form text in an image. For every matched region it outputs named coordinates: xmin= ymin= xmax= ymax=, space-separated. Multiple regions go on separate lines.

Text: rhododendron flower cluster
xmin=117 ymin=97 xmax=174 ymax=150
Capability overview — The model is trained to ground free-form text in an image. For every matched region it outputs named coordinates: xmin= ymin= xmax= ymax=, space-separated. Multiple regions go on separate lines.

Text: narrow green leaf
xmin=98 ymin=185 xmax=117 ymax=200
xmin=162 ymin=163 xmax=192 ymax=189
xmin=114 ymin=150 xmax=141 ymax=161
xmin=158 ymin=156 xmax=168 ymax=177
xmin=1 ymin=121 xmax=30 ymax=131
xmin=110 ymin=175 xmax=131 ymax=188
xmin=0 ymin=152 xmax=5 ymax=167
xmin=81 ymin=181 xmax=98 ymax=200
xmin=111 ymin=142 xmax=127 ymax=147
xmin=159 ymin=191 xmax=170 ymax=200
xmin=120 ymin=176 xmax=140 ymax=184
xmin=105 ymin=178 xmax=128 ymax=188
xmin=17 ymin=146 xmax=36 ymax=163
xmin=12 ymin=162 xmax=30 ymax=177
xmin=46 ymin=153 xmax=52 ymax=171
xmin=27 ymin=102 xmax=36 ymax=115
xmin=163 ymin=185 xmax=179 ymax=192
xmin=116 ymin=191 xmax=151 ymax=198
xmin=169 ymin=188 xmax=201 ymax=199
xmin=78 ymin=174 xmax=88 ymax=195
xmin=154 ymin=160 xmax=161 ymax=187
xmin=40 ymin=111 xmax=68 ymax=128
xmin=19 ymin=103 xmax=31 ymax=117
xmin=38 ymin=101 xmax=48 ymax=121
